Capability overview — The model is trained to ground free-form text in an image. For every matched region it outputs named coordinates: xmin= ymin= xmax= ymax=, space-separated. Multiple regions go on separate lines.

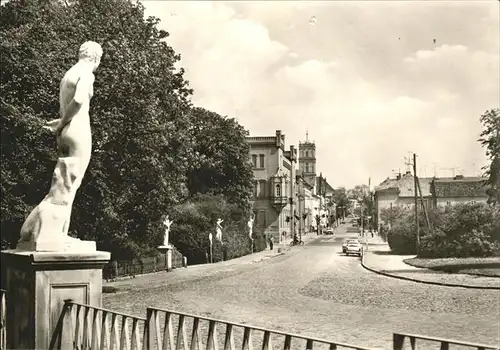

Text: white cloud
xmin=142 ymin=1 xmax=498 ymax=187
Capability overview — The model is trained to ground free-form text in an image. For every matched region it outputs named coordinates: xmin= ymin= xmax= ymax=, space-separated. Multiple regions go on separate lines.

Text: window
xmin=259 ymin=181 xmax=266 ymax=198
xmin=276 ymin=184 xmax=281 ymax=197
xmin=252 ymin=155 xmax=257 ymax=168
xmin=259 ymin=154 xmax=265 ymax=168
xmin=312 ymin=164 xmax=315 ymax=173
xmin=305 ymin=163 xmax=309 ymax=172
xmin=253 ymin=181 xmax=258 ymax=197
xmin=305 ymin=150 xmax=309 ymax=157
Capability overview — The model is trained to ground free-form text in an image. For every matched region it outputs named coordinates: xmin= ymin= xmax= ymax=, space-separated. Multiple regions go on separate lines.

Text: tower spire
xmin=306 ymin=130 xmax=309 ymax=142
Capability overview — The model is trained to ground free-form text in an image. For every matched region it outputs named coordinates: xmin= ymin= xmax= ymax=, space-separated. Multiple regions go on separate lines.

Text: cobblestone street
xmin=104 ymin=226 xmax=500 ymax=349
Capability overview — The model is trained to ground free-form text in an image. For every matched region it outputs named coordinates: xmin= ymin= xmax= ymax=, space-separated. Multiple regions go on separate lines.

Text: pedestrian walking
xmin=268 ymin=236 xmax=274 ymax=250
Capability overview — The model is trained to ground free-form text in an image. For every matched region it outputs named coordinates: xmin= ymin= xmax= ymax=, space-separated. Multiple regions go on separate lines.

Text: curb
xmin=361 ymin=253 xmax=500 ymax=291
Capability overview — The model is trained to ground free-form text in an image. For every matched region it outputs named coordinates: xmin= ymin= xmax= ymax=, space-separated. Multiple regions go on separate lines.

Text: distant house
xmin=375 ymin=172 xmax=490 ymax=228
xmin=374 ymin=171 xmax=433 ymax=228
xmin=430 ymin=175 xmax=489 ymax=207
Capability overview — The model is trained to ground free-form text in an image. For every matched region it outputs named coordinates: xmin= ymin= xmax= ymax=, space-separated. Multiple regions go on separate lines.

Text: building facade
xmin=247 ymin=130 xmax=297 ymax=243
xmin=375 ymin=172 xmax=489 ymax=228
xmin=374 ymin=172 xmax=433 ymax=228
xmin=431 ymin=176 xmax=489 ymax=207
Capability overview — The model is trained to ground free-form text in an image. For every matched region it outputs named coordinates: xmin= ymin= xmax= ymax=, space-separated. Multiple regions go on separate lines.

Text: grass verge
xmin=404 ymin=257 xmax=500 ymax=277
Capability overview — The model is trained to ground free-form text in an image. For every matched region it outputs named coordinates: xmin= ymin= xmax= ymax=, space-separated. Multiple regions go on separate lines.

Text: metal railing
xmin=0 ymin=289 xmax=6 ymax=350
xmin=393 ymin=332 xmax=500 ymax=350
xmin=145 ymin=307 xmax=377 ymax=350
xmin=6 ymin=297 xmax=499 ymax=350
xmin=52 ymin=300 xmax=147 ymax=350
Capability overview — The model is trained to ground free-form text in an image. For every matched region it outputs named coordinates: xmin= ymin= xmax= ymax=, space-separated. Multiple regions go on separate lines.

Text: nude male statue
xmin=17 ymin=41 xmax=103 ymax=250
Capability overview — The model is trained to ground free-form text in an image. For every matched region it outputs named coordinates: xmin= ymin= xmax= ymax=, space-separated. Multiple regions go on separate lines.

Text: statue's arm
xmin=58 ymin=74 xmax=95 ymax=132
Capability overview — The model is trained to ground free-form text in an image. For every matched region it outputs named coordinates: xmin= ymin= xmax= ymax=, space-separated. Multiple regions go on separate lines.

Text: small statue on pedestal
xmin=216 ymin=218 xmax=223 ymax=242
xmin=248 ymin=213 xmax=255 ymax=240
xmin=162 ymin=216 xmax=174 ymax=247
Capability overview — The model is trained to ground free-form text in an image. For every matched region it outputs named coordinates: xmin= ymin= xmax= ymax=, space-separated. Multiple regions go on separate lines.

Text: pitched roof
xmin=316 ymin=177 xmax=334 ymax=193
xmin=432 ymin=177 xmax=489 ymax=198
xmin=375 ymin=177 xmax=400 ymax=192
xmin=375 ymin=173 xmax=433 ymax=197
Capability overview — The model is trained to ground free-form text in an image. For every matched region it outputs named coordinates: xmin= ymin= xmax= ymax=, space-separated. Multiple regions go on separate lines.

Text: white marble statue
xmin=162 ymin=216 xmax=174 ymax=247
xmin=248 ymin=214 xmax=255 ymax=240
xmin=215 ymin=218 xmax=223 ymax=242
xmin=17 ymin=41 xmax=103 ymax=251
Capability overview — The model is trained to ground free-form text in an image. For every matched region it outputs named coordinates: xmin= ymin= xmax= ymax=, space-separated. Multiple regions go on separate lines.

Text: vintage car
xmin=344 ymin=241 xmax=363 ymax=256
xmin=342 ymin=239 xmax=360 ymax=253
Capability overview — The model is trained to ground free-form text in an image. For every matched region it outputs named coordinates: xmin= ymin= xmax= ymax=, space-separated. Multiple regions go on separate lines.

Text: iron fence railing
xmin=51 ymin=300 xmax=148 ymax=350
xmin=3 ymin=295 xmax=499 ymax=350
xmin=103 ymin=247 xmax=185 ymax=281
xmin=145 ymin=307 xmax=378 ymax=350
xmin=393 ymin=332 xmax=500 ymax=350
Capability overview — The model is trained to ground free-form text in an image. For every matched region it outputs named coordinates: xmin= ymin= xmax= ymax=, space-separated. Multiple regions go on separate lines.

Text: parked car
xmin=342 ymin=239 xmax=360 ymax=253
xmin=324 ymin=227 xmax=334 ymax=235
xmin=345 ymin=241 xmax=363 ymax=256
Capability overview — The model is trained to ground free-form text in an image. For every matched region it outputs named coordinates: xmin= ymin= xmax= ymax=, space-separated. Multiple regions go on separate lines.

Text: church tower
xmin=298 ymin=131 xmax=316 ymax=187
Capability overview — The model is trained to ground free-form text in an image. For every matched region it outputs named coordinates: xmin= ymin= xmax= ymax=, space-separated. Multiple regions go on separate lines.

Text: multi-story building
xmin=247 ymin=130 xmax=297 ymax=243
xmin=296 ymin=170 xmax=316 ymax=235
xmin=299 ymin=135 xmax=317 ymax=188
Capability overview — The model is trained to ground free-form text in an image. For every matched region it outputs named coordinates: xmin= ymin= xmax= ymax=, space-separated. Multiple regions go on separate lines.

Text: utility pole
xmin=318 ymin=173 xmax=322 ymax=235
xmin=413 ymin=153 xmax=420 ymax=255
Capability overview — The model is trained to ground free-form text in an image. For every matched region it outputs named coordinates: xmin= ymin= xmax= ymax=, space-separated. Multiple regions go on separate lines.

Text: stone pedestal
xmin=158 ymin=245 xmax=172 ymax=271
xmin=0 ymin=249 xmax=110 ymax=350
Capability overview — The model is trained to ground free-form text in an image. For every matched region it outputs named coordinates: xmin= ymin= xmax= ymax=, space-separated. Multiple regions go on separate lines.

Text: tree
xmin=186 ymin=107 xmax=253 ymax=209
xmin=0 ymin=0 xmax=195 ymax=257
xmin=332 ymin=187 xmax=350 ymax=218
xmin=479 ymin=108 xmax=500 ymax=205
xmin=347 ymin=185 xmax=369 ymax=201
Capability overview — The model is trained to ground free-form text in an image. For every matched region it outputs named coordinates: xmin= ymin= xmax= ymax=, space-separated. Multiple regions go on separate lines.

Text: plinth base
xmin=157 ymin=245 xmax=173 ymax=271
xmin=16 ymin=238 xmax=96 ymax=252
xmin=1 ymin=249 xmax=110 ymax=349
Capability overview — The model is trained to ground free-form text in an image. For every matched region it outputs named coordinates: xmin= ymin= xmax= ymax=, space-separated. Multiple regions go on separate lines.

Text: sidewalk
xmin=104 ymin=234 xmax=321 ymax=290
xmin=267 ymin=231 xmax=319 ymax=261
xmin=361 ymin=237 xmax=500 ymax=290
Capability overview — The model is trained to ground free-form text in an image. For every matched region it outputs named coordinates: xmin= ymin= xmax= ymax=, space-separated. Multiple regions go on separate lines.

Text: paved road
xmin=104 ymin=225 xmax=500 ymax=349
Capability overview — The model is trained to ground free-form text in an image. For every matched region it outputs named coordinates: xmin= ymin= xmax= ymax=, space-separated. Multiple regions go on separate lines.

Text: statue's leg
xmin=58 ymin=157 xmax=83 ymax=236
xmin=18 ymin=205 xmax=42 ymax=242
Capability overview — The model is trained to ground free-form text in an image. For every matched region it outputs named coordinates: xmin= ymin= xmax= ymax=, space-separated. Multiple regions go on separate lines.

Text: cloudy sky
xmin=142 ymin=0 xmax=499 ymax=188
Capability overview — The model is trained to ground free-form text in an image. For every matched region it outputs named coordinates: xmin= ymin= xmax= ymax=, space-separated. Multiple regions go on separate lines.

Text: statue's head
xmin=78 ymin=41 xmax=103 ymax=72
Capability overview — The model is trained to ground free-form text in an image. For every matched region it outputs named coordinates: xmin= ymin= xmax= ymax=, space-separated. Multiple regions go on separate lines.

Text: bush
xmin=418 ymin=203 xmax=500 ymax=258
xmin=169 ymin=194 xmax=262 ymax=264
xmin=387 ymin=222 xmax=417 ymax=255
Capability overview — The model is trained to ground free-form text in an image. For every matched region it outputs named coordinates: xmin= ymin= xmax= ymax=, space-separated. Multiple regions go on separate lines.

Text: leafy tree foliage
xmin=385 ymin=203 xmax=500 ymax=257
xmin=331 ymin=187 xmax=350 ymax=213
xmin=478 ymin=108 xmax=500 ymax=205
xmin=1 ymin=0 xmax=253 ymax=261
xmin=186 ymin=107 xmax=253 ymax=208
